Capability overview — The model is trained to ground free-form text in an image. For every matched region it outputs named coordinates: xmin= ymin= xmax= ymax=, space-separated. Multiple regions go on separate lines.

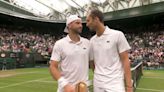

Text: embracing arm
xmin=89 ymin=60 xmax=95 ymax=72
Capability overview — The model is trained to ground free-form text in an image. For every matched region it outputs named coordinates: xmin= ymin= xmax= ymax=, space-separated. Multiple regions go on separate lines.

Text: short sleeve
xmin=50 ymin=41 xmax=61 ymax=62
xmin=117 ymin=32 xmax=131 ymax=53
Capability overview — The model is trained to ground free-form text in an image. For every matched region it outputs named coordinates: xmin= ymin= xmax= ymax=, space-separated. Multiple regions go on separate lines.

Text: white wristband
xmin=58 ymin=77 xmax=69 ymax=88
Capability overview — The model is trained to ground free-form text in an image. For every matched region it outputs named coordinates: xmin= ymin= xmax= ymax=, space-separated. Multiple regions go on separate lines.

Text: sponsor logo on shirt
xmin=83 ymin=47 xmax=86 ymax=50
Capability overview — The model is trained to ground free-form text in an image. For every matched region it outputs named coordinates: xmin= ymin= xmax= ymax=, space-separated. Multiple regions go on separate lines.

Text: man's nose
xmin=86 ymin=23 xmax=88 ymax=27
xmin=79 ymin=24 xmax=82 ymax=28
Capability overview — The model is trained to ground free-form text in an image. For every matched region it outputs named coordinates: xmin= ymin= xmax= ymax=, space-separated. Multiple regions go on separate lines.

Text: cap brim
xmin=64 ymin=27 xmax=69 ymax=33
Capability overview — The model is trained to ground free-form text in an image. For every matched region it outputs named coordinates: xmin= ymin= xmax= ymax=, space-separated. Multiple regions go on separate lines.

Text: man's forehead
xmin=86 ymin=15 xmax=92 ymax=20
xmin=71 ymin=19 xmax=82 ymax=24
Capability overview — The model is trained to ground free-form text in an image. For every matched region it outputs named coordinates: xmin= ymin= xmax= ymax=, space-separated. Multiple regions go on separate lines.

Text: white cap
xmin=64 ymin=15 xmax=81 ymax=33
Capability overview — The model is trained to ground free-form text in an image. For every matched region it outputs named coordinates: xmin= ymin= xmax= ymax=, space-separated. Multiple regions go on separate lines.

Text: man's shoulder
xmin=55 ymin=37 xmax=67 ymax=45
xmin=81 ymin=37 xmax=89 ymax=42
xmin=90 ymin=35 xmax=96 ymax=42
xmin=110 ymin=28 xmax=124 ymax=35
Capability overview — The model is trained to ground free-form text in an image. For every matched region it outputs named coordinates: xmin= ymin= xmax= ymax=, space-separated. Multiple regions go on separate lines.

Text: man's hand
xmin=126 ymin=87 xmax=133 ymax=92
xmin=64 ymin=84 xmax=75 ymax=92
xmin=75 ymin=82 xmax=87 ymax=92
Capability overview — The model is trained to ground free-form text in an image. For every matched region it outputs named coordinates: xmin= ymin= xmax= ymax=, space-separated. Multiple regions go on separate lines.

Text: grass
xmin=0 ymin=68 xmax=164 ymax=92
xmin=135 ymin=70 xmax=164 ymax=92
xmin=0 ymin=68 xmax=56 ymax=92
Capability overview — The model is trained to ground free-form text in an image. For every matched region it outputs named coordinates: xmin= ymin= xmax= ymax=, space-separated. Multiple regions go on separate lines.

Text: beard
xmin=89 ymin=28 xmax=95 ymax=32
xmin=72 ymin=28 xmax=82 ymax=34
xmin=88 ymin=26 xmax=96 ymax=32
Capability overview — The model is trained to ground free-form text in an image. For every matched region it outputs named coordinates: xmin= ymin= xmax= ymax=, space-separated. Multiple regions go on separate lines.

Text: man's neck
xmin=96 ymin=23 xmax=105 ymax=37
xmin=68 ymin=32 xmax=80 ymax=42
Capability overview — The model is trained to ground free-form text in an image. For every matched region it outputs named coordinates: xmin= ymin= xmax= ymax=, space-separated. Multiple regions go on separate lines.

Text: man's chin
xmin=78 ymin=31 xmax=82 ymax=34
xmin=76 ymin=30 xmax=82 ymax=34
xmin=89 ymin=28 xmax=95 ymax=32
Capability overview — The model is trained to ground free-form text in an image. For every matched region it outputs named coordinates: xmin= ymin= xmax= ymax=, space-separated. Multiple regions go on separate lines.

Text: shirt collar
xmin=66 ymin=35 xmax=82 ymax=44
xmin=96 ymin=26 xmax=110 ymax=38
xmin=103 ymin=26 xmax=111 ymax=35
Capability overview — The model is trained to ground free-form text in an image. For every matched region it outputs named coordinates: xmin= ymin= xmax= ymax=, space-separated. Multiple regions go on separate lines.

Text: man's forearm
xmin=49 ymin=61 xmax=61 ymax=80
xmin=124 ymin=60 xmax=133 ymax=88
xmin=120 ymin=51 xmax=133 ymax=91
xmin=89 ymin=60 xmax=95 ymax=72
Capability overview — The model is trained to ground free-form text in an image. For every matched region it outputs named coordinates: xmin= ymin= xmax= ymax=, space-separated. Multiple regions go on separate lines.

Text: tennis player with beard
xmin=86 ymin=9 xmax=133 ymax=92
xmin=50 ymin=15 xmax=90 ymax=92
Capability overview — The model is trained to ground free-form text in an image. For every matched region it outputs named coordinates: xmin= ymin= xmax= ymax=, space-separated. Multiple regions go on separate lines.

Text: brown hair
xmin=89 ymin=9 xmax=104 ymax=23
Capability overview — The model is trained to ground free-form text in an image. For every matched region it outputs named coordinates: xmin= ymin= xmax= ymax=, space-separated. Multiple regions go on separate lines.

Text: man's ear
xmin=67 ymin=23 xmax=72 ymax=29
xmin=94 ymin=17 xmax=99 ymax=23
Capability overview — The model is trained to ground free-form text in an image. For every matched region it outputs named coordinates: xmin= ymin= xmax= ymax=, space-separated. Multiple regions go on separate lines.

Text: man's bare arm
xmin=49 ymin=60 xmax=61 ymax=80
xmin=89 ymin=60 xmax=95 ymax=72
xmin=49 ymin=61 xmax=75 ymax=92
xmin=120 ymin=51 xmax=133 ymax=92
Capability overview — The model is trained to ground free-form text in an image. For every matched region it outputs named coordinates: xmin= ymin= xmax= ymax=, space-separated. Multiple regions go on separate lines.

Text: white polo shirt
xmin=50 ymin=35 xmax=90 ymax=86
xmin=90 ymin=26 xmax=131 ymax=90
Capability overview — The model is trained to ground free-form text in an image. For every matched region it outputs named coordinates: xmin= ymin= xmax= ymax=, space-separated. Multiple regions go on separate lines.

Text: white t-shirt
xmin=50 ymin=35 xmax=90 ymax=86
xmin=90 ymin=26 xmax=131 ymax=89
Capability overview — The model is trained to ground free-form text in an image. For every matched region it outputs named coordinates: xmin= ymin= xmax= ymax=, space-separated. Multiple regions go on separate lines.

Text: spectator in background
xmin=126 ymin=31 xmax=164 ymax=68
xmin=0 ymin=24 xmax=163 ymax=68
xmin=0 ymin=27 xmax=57 ymax=57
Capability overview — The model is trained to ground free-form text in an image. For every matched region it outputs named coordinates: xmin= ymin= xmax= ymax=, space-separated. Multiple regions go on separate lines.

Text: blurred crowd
xmin=126 ymin=31 xmax=164 ymax=68
xmin=0 ymin=27 xmax=56 ymax=56
xmin=0 ymin=27 xmax=163 ymax=68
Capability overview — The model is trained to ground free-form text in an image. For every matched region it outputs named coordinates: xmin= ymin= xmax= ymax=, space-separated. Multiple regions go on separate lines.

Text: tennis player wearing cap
xmin=49 ymin=15 xmax=90 ymax=92
xmin=86 ymin=9 xmax=133 ymax=92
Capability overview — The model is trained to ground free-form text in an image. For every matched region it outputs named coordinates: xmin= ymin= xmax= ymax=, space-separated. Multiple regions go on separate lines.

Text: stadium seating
xmin=0 ymin=26 xmax=163 ymax=70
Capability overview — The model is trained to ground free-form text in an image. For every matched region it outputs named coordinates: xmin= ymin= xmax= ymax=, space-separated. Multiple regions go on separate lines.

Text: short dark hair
xmin=89 ymin=9 xmax=104 ymax=23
